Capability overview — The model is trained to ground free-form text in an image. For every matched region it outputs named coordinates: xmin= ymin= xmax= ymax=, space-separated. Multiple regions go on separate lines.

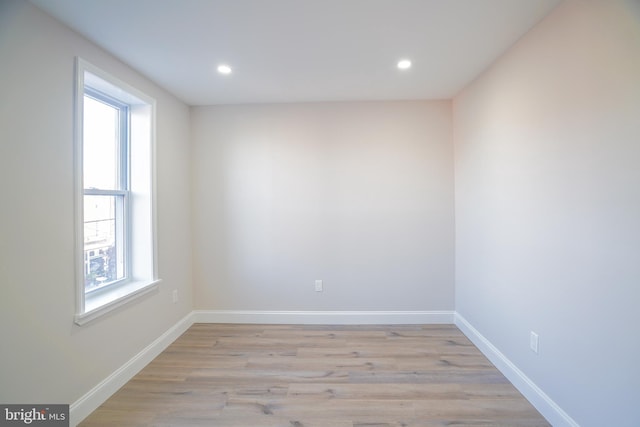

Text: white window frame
xmin=74 ymin=57 xmax=160 ymax=325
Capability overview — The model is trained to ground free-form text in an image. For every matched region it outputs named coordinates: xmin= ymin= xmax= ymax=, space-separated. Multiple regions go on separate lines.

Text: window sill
xmin=75 ymin=279 xmax=161 ymax=326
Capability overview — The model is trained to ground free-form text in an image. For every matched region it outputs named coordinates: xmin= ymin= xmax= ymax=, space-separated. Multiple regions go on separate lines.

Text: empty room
xmin=1 ymin=0 xmax=638 ymax=426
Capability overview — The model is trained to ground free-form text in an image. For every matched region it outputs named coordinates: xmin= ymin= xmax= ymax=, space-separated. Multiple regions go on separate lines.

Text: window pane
xmin=84 ymin=194 xmax=125 ymax=291
xmin=83 ymin=95 xmax=120 ymax=190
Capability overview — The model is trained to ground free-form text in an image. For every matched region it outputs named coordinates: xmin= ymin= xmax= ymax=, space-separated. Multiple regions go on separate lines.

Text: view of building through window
xmin=83 ymin=195 xmax=122 ymax=290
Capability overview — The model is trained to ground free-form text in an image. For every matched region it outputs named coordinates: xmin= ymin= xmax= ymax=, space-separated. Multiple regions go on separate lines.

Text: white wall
xmin=0 ymin=0 xmax=192 ymax=408
xmin=454 ymin=0 xmax=640 ymax=425
xmin=191 ymin=101 xmax=454 ymax=312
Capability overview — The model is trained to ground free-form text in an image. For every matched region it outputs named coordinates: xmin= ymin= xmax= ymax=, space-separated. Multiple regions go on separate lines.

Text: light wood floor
xmin=80 ymin=324 xmax=550 ymax=427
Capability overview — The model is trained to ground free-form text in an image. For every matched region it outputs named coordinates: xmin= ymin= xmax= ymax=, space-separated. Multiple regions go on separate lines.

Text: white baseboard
xmin=192 ymin=310 xmax=455 ymax=325
xmin=69 ymin=312 xmax=194 ymax=426
xmin=455 ymin=313 xmax=579 ymax=427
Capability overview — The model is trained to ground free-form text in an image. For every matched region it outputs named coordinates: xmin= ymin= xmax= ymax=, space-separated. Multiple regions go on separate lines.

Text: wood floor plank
xmin=79 ymin=324 xmax=550 ymax=427
xmin=186 ymin=368 xmax=351 ymax=384
xmin=246 ymin=356 xmax=398 ymax=371
xmin=413 ymin=398 xmax=551 ymax=426
xmin=287 ymin=382 xmax=524 ymax=400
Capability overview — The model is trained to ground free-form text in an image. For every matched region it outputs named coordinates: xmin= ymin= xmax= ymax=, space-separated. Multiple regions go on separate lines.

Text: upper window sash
xmin=83 ymin=88 xmax=129 ymax=193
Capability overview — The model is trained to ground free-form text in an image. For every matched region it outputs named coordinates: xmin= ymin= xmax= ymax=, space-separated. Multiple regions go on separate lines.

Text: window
xmin=74 ymin=58 xmax=159 ymax=325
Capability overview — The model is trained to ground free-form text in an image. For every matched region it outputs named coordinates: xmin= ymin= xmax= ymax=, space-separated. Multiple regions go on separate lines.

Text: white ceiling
xmin=29 ymin=0 xmax=561 ymax=106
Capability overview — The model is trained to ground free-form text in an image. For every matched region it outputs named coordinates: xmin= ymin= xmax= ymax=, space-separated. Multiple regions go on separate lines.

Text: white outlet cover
xmin=530 ymin=331 xmax=539 ymax=354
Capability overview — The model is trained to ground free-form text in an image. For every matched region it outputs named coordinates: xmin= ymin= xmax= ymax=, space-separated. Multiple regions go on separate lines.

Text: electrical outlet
xmin=315 ymin=280 xmax=323 ymax=292
xmin=172 ymin=289 xmax=178 ymax=304
xmin=530 ymin=331 xmax=539 ymax=354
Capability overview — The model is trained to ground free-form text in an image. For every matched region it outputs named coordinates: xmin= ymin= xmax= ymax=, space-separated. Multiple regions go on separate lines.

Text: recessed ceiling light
xmin=217 ymin=64 xmax=232 ymax=75
xmin=397 ymin=59 xmax=412 ymax=70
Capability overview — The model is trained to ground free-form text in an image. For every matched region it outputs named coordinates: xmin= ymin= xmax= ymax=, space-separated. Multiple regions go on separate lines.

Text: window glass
xmin=83 ymin=95 xmax=120 ymax=190
xmin=83 ymin=194 xmax=125 ymax=291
